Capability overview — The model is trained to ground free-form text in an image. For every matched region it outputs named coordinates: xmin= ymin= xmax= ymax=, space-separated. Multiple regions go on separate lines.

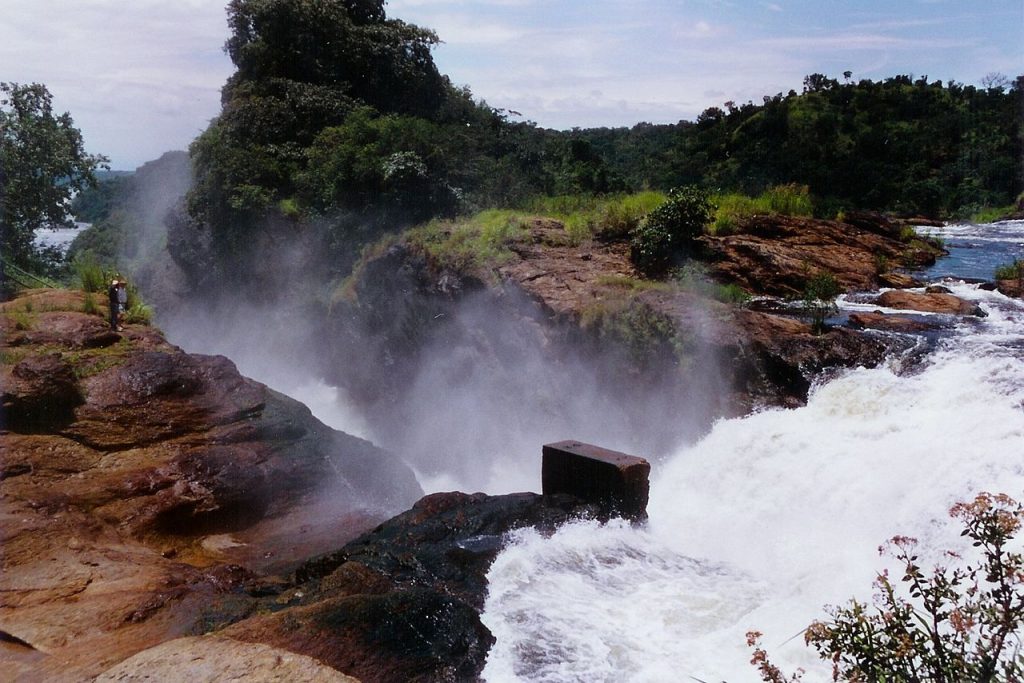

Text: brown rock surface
xmin=93 ymin=635 xmax=359 ymax=682
xmin=696 ymin=213 xmax=942 ymax=297
xmin=847 ymin=312 xmax=944 ymax=334
xmin=1 ymin=289 xmax=421 ymax=681
xmin=872 ymin=289 xmax=986 ymax=316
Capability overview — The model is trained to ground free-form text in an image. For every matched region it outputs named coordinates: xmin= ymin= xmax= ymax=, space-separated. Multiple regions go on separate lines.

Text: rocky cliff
xmin=323 ymin=212 xmax=946 ymax=454
xmin=1 ymin=288 xmax=422 ymax=680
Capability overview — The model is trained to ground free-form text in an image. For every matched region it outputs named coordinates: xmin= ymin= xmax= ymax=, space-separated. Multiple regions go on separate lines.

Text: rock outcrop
xmin=1 ymin=289 xmax=423 ymax=681
xmin=696 ymin=212 xmax=943 ymax=297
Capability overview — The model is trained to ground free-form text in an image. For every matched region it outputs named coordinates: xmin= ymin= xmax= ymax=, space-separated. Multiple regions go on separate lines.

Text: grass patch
xmin=83 ymin=292 xmax=99 ymax=316
xmin=405 ymin=209 xmax=529 ymax=276
xmin=595 ymin=274 xmax=672 ymax=293
xmin=970 ymin=204 xmax=1016 ymax=224
xmin=711 ymin=184 xmax=814 ymax=234
xmin=64 ymin=338 xmax=135 ymax=379
xmin=995 ymin=260 xmax=1024 ymax=281
xmin=6 ymin=307 xmax=36 ymax=331
xmin=674 ymin=262 xmax=750 ymax=304
xmin=523 ymin=191 xmax=667 ymax=244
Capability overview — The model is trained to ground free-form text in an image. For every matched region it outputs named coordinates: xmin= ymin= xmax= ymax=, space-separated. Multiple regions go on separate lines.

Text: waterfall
xmin=481 ymin=223 xmax=1024 ymax=681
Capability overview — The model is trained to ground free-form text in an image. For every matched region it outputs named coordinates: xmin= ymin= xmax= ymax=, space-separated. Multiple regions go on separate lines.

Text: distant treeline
xmin=75 ymin=0 xmax=1021 ymax=282
xmin=582 ymin=72 xmax=1022 ymax=218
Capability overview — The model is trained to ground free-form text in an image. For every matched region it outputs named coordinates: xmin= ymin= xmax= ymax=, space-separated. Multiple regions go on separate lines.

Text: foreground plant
xmin=749 ymin=492 xmax=1024 ymax=682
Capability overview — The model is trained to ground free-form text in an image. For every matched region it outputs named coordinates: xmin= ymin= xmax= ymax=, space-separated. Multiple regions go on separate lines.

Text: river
xmin=479 ymin=220 xmax=1024 ymax=681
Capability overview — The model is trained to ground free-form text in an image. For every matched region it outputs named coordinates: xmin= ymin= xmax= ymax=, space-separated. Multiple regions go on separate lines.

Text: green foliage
xmin=711 ymin=185 xmax=814 ymax=234
xmin=404 ymin=209 xmax=528 ymax=276
xmin=597 ymin=74 xmax=1023 ymax=218
xmin=71 ymin=253 xmax=115 ymax=293
xmin=522 ymin=191 xmax=667 ymax=244
xmin=82 ymin=292 xmax=99 ymax=316
xmin=750 ymin=492 xmax=1024 ymax=683
xmin=674 ymin=261 xmax=751 ymax=303
xmin=579 ymin=297 xmax=685 ymax=369
xmin=0 ymin=82 xmax=109 ymax=270
xmin=969 ymin=204 xmax=1017 ymax=224
xmin=629 ymin=186 xmax=715 ymax=276
xmin=802 ymin=269 xmax=841 ymax=333
xmin=995 ymin=260 xmax=1024 ymax=281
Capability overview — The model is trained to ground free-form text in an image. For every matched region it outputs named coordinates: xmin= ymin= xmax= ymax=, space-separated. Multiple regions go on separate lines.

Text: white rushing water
xmin=481 ymin=279 xmax=1024 ymax=682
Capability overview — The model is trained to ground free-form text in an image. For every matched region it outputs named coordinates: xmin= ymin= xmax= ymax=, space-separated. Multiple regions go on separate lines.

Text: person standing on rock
xmin=116 ymin=280 xmax=128 ymax=331
xmin=108 ymin=279 xmax=120 ymax=331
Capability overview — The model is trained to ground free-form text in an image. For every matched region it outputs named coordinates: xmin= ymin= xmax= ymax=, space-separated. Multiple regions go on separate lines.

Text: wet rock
xmin=873 ymin=290 xmax=986 ymax=317
xmin=996 ymin=279 xmax=1023 ymax=298
xmin=1 ymin=352 xmax=82 ymax=430
xmin=0 ymin=288 xmax=422 ymax=681
xmin=542 ymin=440 xmax=650 ymax=520
xmin=847 ymin=312 xmax=944 ymax=333
xmin=925 ymin=284 xmax=953 ymax=294
xmin=219 ymin=490 xmax=598 ymax=683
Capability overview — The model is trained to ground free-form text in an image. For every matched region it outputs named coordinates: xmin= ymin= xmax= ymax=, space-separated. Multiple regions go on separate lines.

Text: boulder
xmin=1 ymin=352 xmax=82 ymax=430
xmin=94 ymin=636 xmax=358 ymax=682
xmin=696 ymin=213 xmax=941 ymax=297
xmin=873 ymin=290 xmax=986 ymax=317
xmin=541 ymin=440 xmax=650 ymax=520
xmin=847 ymin=312 xmax=944 ymax=333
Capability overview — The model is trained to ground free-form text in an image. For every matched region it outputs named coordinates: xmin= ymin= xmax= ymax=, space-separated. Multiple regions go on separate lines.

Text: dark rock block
xmin=542 ymin=440 xmax=650 ymax=521
xmin=1 ymin=353 xmax=83 ymax=431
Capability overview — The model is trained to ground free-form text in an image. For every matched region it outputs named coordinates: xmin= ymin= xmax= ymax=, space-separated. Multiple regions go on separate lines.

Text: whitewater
xmin=480 ymin=221 xmax=1024 ymax=682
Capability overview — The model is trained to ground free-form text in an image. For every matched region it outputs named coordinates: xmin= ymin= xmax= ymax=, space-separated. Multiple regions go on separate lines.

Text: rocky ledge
xmin=1 ymin=289 xmax=424 ymax=681
xmin=326 ymin=212 xmax=957 ymax=432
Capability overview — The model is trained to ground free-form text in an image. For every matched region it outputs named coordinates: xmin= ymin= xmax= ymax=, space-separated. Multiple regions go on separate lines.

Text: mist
xmin=120 ymin=163 xmax=729 ymax=496
xmin=156 ymin=260 xmax=729 ymax=495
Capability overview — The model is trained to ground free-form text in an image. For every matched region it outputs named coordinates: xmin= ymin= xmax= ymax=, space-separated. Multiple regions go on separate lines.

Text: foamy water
xmin=482 ymin=277 xmax=1024 ymax=682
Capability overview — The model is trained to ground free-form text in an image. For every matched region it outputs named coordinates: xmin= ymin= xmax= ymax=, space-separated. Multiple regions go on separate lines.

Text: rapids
xmin=480 ymin=221 xmax=1024 ymax=682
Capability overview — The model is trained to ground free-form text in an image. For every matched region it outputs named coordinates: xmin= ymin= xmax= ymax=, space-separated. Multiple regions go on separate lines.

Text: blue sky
xmin=2 ymin=0 xmax=1020 ymax=169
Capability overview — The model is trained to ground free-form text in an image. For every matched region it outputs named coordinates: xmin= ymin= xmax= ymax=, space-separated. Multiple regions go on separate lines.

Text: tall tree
xmin=0 ymin=82 xmax=108 ymax=269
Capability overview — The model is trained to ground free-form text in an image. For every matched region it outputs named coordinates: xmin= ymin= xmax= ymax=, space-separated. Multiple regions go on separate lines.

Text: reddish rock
xmin=996 ymin=279 xmax=1023 ymax=298
xmin=873 ymin=290 xmax=986 ymax=316
xmin=695 ymin=214 xmax=941 ymax=297
xmin=1 ymin=352 xmax=82 ymax=430
xmin=847 ymin=312 xmax=943 ymax=333
xmin=0 ymin=288 xmax=422 ymax=681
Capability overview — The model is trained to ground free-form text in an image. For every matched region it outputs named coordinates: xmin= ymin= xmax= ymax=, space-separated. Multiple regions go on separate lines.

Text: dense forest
xmin=60 ymin=0 xmax=1021 ymax=287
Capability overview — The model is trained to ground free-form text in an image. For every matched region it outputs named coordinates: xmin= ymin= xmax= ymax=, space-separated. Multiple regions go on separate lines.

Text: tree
xmin=0 ymin=82 xmax=108 ymax=269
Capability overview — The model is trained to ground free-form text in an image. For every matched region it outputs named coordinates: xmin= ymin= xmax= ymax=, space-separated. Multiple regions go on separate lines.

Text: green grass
xmin=523 ymin=191 xmax=668 ymax=244
xmin=711 ymin=184 xmax=814 ymax=234
xmin=970 ymin=204 xmax=1016 ymax=224
xmin=6 ymin=307 xmax=35 ymax=331
xmin=405 ymin=209 xmax=529 ymax=276
xmin=995 ymin=260 xmax=1024 ymax=281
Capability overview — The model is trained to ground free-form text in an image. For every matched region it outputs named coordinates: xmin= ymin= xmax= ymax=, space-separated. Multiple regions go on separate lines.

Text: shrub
xmin=995 ymin=260 xmax=1024 ymax=281
xmin=749 ymin=492 xmax=1024 ymax=683
xmin=82 ymin=292 xmax=99 ymax=315
xmin=72 ymin=252 xmax=111 ymax=293
xmin=630 ymin=186 xmax=715 ymax=276
xmin=802 ymin=269 xmax=840 ymax=334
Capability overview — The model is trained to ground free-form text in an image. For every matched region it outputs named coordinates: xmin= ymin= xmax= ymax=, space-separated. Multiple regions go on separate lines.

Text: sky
xmin=2 ymin=0 xmax=1021 ymax=170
